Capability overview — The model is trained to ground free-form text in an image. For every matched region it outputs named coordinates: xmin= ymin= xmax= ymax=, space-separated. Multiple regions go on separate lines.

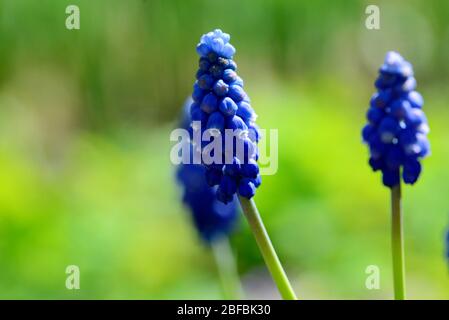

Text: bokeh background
xmin=1 ymin=0 xmax=448 ymax=299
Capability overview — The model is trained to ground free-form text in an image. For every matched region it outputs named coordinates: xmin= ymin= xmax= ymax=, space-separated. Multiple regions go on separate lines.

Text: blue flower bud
xmin=404 ymin=136 xmax=428 ymax=159
xmin=196 ymin=43 xmax=210 ymax=57
xmin=396 ymin=77 xmax=417 ymax=93
xmin=236 ymin=101 xmax=257 ymax=123
xmin=227 ymin=115 xmax=248 ymax=131
xmin=416 ymin=133 xmax=430 ymax=157
xmin=217 ymin=57 xmax=231 ymax=69
xmin=228 ymin=60 xmax=237 ymax=70
xmin=211 ymin=38 xmax=225 ymax=55
xmin=207 ymin=51 xmax=219 ymax=63
xmin=382 ymin=167 xmax=400 ymax=188
xmin=196 ymin=69 xmax=206 ymax=79
xmin=199 ymin=57 xmax=211 ymax=71
xmin=375 ymin=73 xmax=401 ymax=89
xmin=402 ymin=160 xmax=421 ymax=184
xmin=192 ymin=82 xmax=205 ymax=102
xmin=231 ymin=76 xmax=244 ymax=87
xmin=222 ymin=44 xmax=236 ymax=59
xmin=222 ymin=69 xmax=238 ymax=83
xmin=404 ymin=108 xmax=426 ymax=128
xmin=228 ymin=85 xmax=246 ymax=102
xmin=213 ymin=79 xmax=229 ymax=96
xmin=362 ymin=124 xmax=376 ymax=142
xmin=198 ymin=74 xmax=215 ymax=90
xmin=370 ymin=90 xmax=392 ymax=108
xmin=209 ymin=64 xmax=223 ymax=78
xmin=253 ymin=175 xmax=262 ymax=188
xmin=405 ymin=91 xmax=423 ymax=109
xmin=219 ymin=97 xmax=238 ymax=117
xmin=380 ymin=52 xmax=413 ymax=77
xmin=367 ymin=107 xmax=384 ymax=124
xmin=390 ymin=99 xmax=412 ymax=119
xmin=238 ymin=178 xmax=256 ymax=198
xmin=369 ymin=157 xmax=383 ymax=171
xmin=201 ymin=93 xmax=219 ymax=113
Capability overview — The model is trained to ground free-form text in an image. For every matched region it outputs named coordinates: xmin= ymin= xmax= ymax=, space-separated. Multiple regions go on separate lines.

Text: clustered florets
xmin=190 ymin=29 xmax=261 ymax=203
xmin=362 ymin=51 xmax=430 ymax=187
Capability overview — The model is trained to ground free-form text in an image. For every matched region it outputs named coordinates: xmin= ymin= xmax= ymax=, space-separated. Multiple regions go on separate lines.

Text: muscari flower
xmin=176 ymin=100 xmax=239 ymax=243
xmin=190 ymin=29 xmax=261 ymax=203
xmin=446 ymin=228 xmax=449 ymax=264
xmin=362 ymin=51 xmax=430 ymax=187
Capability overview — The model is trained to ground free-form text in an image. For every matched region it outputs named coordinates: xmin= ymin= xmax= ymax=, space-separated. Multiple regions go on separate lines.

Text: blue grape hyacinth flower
xmin=362 ymin=51 xmax=430 ymax=187
xmin=176 ymin=100 xmax=239 ymax=243
xmin=190 ymin=29 xmax=261 ymax=204
xmin=446 ymin=227 xmax=449 ymax=264
xmin=187 ymin=30 xmax=297 ymax=300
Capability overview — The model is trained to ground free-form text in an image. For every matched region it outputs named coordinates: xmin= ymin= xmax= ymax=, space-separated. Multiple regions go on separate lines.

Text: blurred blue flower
xmin=177 ymin=100 xmax=238 ymax=243
xmin=190 ymin=29 xmax=261 ymax=203
xmin=362 ymin=52 xmax=430 ymax=187
xmin=446 ymin=227 xmax=449 ymax=264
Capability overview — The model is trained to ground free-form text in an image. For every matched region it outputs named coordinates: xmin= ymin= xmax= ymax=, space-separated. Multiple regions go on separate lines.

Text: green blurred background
xmin=0 ymin=0 xmax=448 ymax=299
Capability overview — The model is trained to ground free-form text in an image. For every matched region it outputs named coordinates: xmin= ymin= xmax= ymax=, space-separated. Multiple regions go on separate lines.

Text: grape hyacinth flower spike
xmin=176 ymin=100 xmax=243 ymax=299
xmin=445 ymin=226 xmax=449 ymax=270
xmin=189 ymin=29 xmax=297 ymax=299
xmin=362 ymin=51 xmax=430 ymax=300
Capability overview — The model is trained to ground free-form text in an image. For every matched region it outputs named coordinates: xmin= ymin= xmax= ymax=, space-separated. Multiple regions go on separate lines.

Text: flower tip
xmin=384 ymin=51 xmax=404 ymax=64
xmin=380 ymin=51 xmax=414 ymax=77
xmin=197 ymin=29 xmax=236 ymax=59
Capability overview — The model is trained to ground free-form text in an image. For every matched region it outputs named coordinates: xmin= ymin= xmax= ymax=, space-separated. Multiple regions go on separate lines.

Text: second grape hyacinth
xmin=362 ymin=51 xmax=430 ymax=187
xmin=190 ymin=29 xmax=261 ymax=204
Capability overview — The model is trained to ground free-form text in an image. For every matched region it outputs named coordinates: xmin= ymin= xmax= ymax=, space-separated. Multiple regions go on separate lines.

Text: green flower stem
xmin=211 ymin=236 xmax=244 ymax=300
xmin=391 ymin=183 xmax=406 ymax=300
xmin=238 ymin=196 xmax=297 ymax=300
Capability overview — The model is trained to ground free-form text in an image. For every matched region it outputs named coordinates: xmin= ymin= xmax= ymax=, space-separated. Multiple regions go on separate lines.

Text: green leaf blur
xmin=0 ymin=0 xmax=448 ymax=299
